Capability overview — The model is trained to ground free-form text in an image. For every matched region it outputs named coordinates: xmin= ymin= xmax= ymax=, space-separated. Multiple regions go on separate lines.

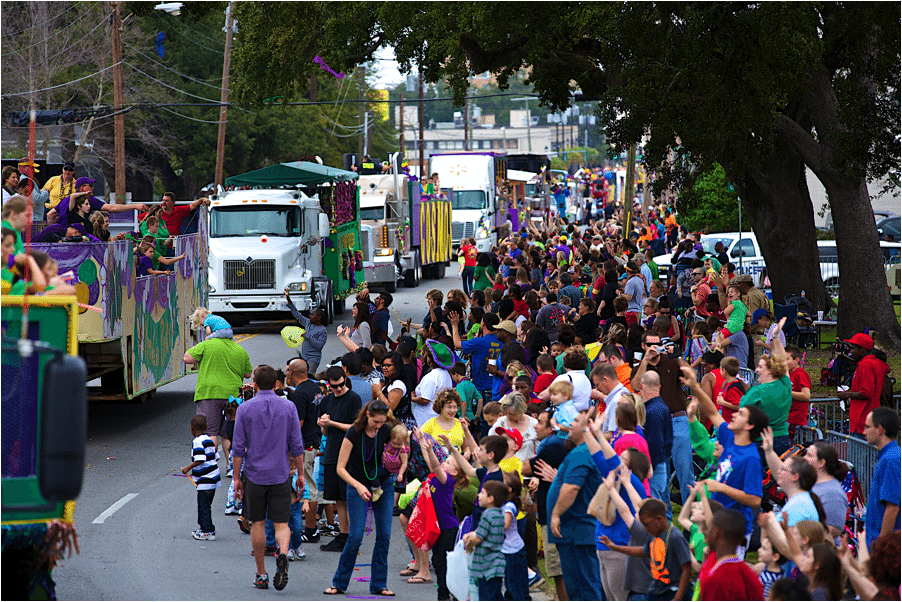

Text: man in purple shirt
xmin=233 ymin=365 xmax=305 ymax=591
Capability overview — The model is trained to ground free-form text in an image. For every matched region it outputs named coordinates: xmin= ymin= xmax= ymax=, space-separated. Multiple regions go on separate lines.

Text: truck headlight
xmin=286 ymin=282 xmax=307 ymax=292
xmin=376 ymin=249 xmax=394 ymax=257
xmin=476 ymin=225 xmax=490 ymax=239
xmin=208 ymin=284 xmax=216 ymax=293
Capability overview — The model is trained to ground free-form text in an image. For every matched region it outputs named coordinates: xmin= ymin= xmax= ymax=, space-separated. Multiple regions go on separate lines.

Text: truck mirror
xmin=319 ymin=213 xmax=331 ymax=239
xmin=40 ymin=354 xmax=88 ymax=502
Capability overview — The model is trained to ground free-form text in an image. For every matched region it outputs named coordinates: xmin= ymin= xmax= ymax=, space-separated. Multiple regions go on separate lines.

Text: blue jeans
xmin=332 ymin=482 xmax=393 ymax=593
xmin=461 ymin=265 xmax=475 ymax=296
xmin=629 ymin=594 xmax=649 ymax=601
xmin=649 ymin=461 xmax=670 ymax=518
xmin=265 ymin=500 xmax=304 ymax=550
xmin=671 ymin=415 xmax=695 ymax=509
xmin=556 ymin=543 xmax=603 ymax=600
xmin=503 ymin=547 xmax=531 ymax=601
xmin=478 ymin=577 xmax=504 ymax=601
xmin=197 ymin=489 xmax=215 ymax=533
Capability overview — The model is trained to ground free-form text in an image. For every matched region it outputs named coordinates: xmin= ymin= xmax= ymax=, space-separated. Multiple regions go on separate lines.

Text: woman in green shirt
xmin=740 ymin=317 xmax=793 ymax=455
xmin=473 ymin=253 xmax=495 ymax=291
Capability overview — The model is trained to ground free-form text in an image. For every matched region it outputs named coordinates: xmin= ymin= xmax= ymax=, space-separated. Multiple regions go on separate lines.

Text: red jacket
xmin=849 ymin=354 xmax=890 ymax=434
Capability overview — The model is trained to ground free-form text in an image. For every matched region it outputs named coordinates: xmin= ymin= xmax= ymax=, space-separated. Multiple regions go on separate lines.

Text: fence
xmin=793 ymin=394 xmax=901 ymax=502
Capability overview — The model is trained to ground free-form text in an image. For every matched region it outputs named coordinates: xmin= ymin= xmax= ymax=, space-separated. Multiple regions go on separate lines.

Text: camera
xmin=656 ymin=345 xmax=667 ymax=354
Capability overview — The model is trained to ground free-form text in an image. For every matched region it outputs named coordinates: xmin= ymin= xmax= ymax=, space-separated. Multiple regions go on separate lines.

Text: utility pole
xmin=398 ymin=92 xmax=405 ymax=155
xmin=463 ymin=96 xmax=469 ymax=151
xmin=110 ymin=1 xmax=125 ymax=203
xmin=418 ymin=70 xmax=425 ymax=177
xmin=358 ymin=67 xmax=366 ymax=159
xmin=623 ymin=143 xmax=637 ymax=240
xmin=214 ymin=0 xmax=235 ymax=190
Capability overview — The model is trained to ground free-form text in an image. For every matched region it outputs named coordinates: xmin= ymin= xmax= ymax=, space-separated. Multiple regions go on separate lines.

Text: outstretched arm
xmin=680 ymin=365 xmax=725 ymax=430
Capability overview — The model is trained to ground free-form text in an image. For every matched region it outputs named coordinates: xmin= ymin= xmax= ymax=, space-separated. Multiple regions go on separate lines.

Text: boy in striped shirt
xmin=182 ymin=415 xmax=221 ymax=541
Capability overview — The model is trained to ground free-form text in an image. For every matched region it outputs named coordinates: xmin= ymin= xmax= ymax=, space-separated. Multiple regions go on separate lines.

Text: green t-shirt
xmin=647 ymin=259 xmax=659 ymax=281
xmin=555 ymin=351 xmax=592 ymax=378
xmin=456 ymin=379 xmax=481 ymax=421
xmin=740 ymin=374 xmax=792 ymax=438
xmin=689 ymin=523 xmax=706 ymax=563
xmin=1 ymin=267 xmax=25 ymax=295
xmin=140 ymin=220 xmax=170 ymax=256
xmin=186 ymin=338 xmax=253 ymax=401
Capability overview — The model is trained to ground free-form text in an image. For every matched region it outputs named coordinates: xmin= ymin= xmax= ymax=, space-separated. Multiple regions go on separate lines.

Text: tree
xmin=676 ymin=164 xmax=746 ymax=234
xmin=225 ymin=1 xmax=901 ymax=349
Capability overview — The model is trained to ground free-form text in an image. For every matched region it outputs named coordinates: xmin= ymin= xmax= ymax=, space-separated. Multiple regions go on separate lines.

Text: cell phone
xmin=633 ymin=351 xmax=643 ymax=361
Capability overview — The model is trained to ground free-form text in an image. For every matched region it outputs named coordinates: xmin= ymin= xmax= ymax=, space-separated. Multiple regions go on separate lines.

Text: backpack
xmin=879 ymin=371 xmax=897 ymax=408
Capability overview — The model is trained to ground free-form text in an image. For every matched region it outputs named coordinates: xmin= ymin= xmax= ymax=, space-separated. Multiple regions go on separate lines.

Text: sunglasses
xmin=63 ymin=167 xmax=75 ymax=172
xmin=330 ymin=380 xmax=347 ymax=389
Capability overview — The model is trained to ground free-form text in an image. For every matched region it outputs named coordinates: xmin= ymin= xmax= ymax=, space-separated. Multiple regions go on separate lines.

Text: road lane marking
xmin=93 ymin=493 xmax=138 ymax=524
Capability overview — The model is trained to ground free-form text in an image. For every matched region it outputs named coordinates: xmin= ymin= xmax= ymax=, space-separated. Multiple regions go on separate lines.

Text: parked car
xmin=877 ymin=215 xmax=901 ymax=242
xmin=656 ymin=232 xmax=765 ymax=284
xmin=817 ymin=240 xmax=901 ymax=297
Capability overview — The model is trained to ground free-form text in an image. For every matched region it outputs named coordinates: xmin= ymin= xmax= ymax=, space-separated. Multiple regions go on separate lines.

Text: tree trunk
xmin=720 ymin=138 xmax=830 ymax=318
xmin=775 ymin=68 xmax=901 ymax=351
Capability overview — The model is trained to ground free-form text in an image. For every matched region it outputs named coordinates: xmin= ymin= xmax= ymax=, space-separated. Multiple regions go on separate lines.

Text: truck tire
xmin=333 ymin=295 xmax=346 ymax=317
xmin=436 ymin=262 xmax=446 ymax=279
xmin=404 ymin=252 xmax=420 ymax=288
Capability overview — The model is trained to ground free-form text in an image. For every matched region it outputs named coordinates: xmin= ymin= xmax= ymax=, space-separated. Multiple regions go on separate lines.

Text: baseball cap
xmin=495 ymin=320 xmax=517 ymax=335
xmin=752 ymin=308 xmax=769 ymax=323
xmin=74 ymin=176 xmax=96 ymax=188
xmin=63 ymin=160 xmax=76 ymax=170
xmin=494 ymin=426 xmax=523 ymax=451
xmin=733 ymin=273 xmax=754 ymax=284
xmin=844 ymin=333 xmax=874 ymax=350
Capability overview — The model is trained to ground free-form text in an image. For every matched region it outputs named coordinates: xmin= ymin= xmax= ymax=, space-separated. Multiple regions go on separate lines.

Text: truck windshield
xmin=451 ymin=190 xmax=487 ymax=210
xmin=360 ymin=207 xmax=384 ymax=221
xmin=210 ymin=206 xmax=301 ymax=238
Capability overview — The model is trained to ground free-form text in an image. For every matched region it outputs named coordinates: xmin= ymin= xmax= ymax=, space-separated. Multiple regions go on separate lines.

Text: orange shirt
xmin=615 ymin=362 xmax=634 ymax=393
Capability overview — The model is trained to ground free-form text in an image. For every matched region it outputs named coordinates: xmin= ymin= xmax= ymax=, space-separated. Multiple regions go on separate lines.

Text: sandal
xmin=373 ymin=589 xmax=395 ymax=597
xmin=323 ymin=587 xmax=344 ymax=595
xmin=399 ymin=568 xmax=418 ymax=576
xmin=406 ymin=577 xmax=432 ymax=584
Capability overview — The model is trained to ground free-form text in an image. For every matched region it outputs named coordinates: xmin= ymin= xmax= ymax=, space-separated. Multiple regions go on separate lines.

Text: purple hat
xmin=69 ymin=223 xmax=87 ymax=235
xmin=74 ymin=177 xmax=96 ymax=188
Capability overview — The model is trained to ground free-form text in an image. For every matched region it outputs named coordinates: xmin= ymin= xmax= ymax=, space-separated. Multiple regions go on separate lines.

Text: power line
xmin=1 ymin=17 xmax=109 ymax=78
xmin=123 ymin=42 xmax=224 ymax=89
xmin=159 ymin=105 xmax=222 ymax=124
xmin=2 ymin=2 xmax=83 ymax=37
xmin=1 ymin=2 xmax=100 ymax=57
xmin=3 ymin=61 xmax=122 ymax=97
xmin=155 ymin=11 xmax=226 ymax=47
xmin=124 ymin=61 xmax=251 ymax=112
xmin=154 ymin=12 xmax=224 ymax=55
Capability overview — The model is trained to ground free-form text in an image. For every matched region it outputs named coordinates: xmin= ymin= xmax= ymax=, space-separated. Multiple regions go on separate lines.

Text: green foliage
xmin=676 ymin=164 xmax=747 ymax=233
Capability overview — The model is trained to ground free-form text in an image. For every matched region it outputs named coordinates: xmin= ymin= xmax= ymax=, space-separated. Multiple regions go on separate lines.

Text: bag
xmin=446 ymin=539 xmax=471 ymax=602
xmin=406 ymin=474 xmax=440 ymax=550
xmin=879 ymin=371 xmax=896 ymax=408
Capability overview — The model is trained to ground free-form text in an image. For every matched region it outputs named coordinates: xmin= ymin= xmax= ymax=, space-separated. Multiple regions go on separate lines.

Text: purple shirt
xmin=232 ymin=390 xmax=304 ymax=485
xmin=136 ymin=255 xmax=154 ymax=277
xmin=56 ymin=195 xmax=105 ymax=227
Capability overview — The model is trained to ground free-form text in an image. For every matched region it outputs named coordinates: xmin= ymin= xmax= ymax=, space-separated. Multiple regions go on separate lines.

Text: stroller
xmin=784 ymin=293 xmax=817 ymax=348
xmin=821 ymin=339 xmax=855 ymax=388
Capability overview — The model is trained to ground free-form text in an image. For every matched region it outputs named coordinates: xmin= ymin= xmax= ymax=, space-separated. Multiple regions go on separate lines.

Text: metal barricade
xmin=825 ymin=431 xmax=879 ymax=499
xmin=738 ymin=367 xmax=758 ymax=388
xmin=808 ymin=398 xmax=848 ymax=434
xmin=793 ymin=425 xmax=823 ymax=447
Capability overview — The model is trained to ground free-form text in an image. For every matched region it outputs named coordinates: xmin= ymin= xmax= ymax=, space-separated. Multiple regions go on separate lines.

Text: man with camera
xmin=630 ymin=330 xmax=695 ymax=515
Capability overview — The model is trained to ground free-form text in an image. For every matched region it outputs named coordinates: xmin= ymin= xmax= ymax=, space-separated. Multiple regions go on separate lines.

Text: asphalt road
xmin=54 ymin=270 xmax=465 ymax=601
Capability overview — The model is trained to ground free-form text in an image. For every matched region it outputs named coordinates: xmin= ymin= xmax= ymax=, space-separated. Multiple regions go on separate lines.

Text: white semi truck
xmin=430 ymin=152 xmax=509 ymax=252
xmin=207 ymin=188 xmax=332 ymax=325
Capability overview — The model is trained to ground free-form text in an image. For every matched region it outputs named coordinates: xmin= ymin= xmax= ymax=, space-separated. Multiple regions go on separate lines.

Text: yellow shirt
xmin=421 ymin=416 xmax=465 ymax=452
xmin=42 ymin=175 xmax=76 ymax=209
xmin=497 ymin=456 xmax=526 ymax=519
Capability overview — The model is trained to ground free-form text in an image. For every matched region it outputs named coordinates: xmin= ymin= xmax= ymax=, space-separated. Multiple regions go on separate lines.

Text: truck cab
xmin=207 ymin=189 xmax=330 ymax=323
xmin=358 ymin=174 xmax=401 ymax=291
xmin=430 ymin=152 xmax=507 ymax=252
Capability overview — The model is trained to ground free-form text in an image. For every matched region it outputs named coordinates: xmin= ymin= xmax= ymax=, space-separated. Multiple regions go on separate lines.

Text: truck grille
xmin=223 ymin=259 xmax=276 ymax=290
xmin=451 ymin=221 xmax=475 ymax=243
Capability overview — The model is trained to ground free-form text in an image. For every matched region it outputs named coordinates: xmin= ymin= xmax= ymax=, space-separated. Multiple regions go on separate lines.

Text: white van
xmin=817 ymin=240 xmax=901 ymax=297
xmin=656 ymin=232 xmax=765 ymax=283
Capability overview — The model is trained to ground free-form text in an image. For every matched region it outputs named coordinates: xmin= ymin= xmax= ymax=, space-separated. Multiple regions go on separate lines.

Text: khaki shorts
xmin=195 ymin=399 xmax=227 ymax=437
xmin=542 ymin=525 xmax=562 ymax=577
xmin=304 ymin=448 xmax=318 ymax=502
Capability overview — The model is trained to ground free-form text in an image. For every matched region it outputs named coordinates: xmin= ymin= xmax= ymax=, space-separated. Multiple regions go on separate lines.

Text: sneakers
xmin=224 ymin=504 xmax=240 ymax=515
xmin=325 ymin=523 xmax=340 ymax=536
xmin=192 ymin=530 xmax=216 ymax=541
xmin=301 ymin=528 xmax=320 ymax=543
xmin=264 ymin=544 xmax=280 ymax=556
xmin=273 ymin=553 xmax=289 ymax=591
xmin=320 ymin=534 xmax=347 ymax=552
xmin=254 ymin=574 xmax=269 ymax=589
xmin=286 ymin=547 xmax=306 ymax=561
xmin=226 ymin=468 xmax=233 ymax=478
xmin=528 ymin=571 xmax=545 ymax=590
